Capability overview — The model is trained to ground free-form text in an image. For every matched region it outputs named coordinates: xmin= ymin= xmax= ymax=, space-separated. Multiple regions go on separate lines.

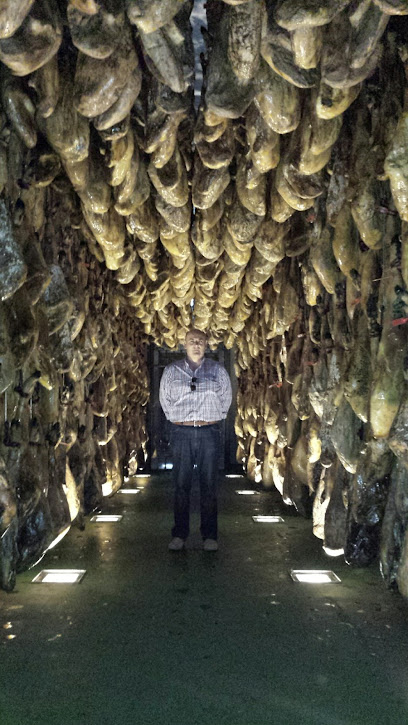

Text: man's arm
xmin=218 ymin=366 xmax=232 ymax=418
xmin=159 ymin=366 xmax=172 ymax=419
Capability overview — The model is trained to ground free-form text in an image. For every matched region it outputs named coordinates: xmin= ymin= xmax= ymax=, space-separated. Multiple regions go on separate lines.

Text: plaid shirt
xmin=159 ymin=357 xmax=232 ymax=423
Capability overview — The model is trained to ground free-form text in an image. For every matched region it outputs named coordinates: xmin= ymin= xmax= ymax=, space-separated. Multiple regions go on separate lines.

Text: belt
xmin=173 ymin=420 xmax=219 ymax=427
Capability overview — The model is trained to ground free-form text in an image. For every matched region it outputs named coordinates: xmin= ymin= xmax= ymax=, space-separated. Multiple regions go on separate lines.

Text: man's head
xmin=185 ymin=328 xmax=207 ymax=365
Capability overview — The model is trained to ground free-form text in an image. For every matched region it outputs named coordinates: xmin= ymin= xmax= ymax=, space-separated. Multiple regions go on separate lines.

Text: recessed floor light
xmin=236 ymin=490 xmax=258 ymax=495
xmin=32 ymin=569 xmax=86 ymax=584
xmin=90 ymin=515 xmax=123 ymax=523
xmin=117 ymin=488 xmax=141 ymax=495
xmin=252 ymin=515 xmax=284 ymax=523
xmin=226 ymin=474 xmax=244 ymax=479
xmin=135 ymin=474 xmax=151 ymax=478
xmin=290 ymin=570 xmax=341 ymax=584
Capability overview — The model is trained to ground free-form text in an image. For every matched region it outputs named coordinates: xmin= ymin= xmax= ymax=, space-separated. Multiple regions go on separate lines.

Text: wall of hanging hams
xmin=1 ymin=0 xmax=408 ymax=595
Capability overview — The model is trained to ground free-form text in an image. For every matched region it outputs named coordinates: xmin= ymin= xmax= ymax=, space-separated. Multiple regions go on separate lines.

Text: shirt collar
xmin=185 ymin=357 xmax=205 ymax=374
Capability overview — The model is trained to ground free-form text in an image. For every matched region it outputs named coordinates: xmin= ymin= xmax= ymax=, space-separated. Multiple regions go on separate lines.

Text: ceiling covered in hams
xmin=1 ymin=0 xmax=406 ymax=352
xmin=3 ymin=0 xmax=408 ymax=595
xmin=1 ymin=0 xmax=407 ymax=351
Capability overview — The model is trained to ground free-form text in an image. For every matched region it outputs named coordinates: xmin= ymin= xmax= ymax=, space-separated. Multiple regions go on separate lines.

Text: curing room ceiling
xmin=1 ymin=0 xmax=406 ymax=355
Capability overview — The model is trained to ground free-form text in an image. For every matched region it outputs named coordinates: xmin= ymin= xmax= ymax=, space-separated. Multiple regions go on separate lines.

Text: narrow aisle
xmin=1 ymin=473 xmax=408 ymax=725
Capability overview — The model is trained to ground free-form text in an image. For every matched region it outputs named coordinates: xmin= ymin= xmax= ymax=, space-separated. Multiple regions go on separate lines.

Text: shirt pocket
xmin=201 ymin=375 xmax=220 ymax=394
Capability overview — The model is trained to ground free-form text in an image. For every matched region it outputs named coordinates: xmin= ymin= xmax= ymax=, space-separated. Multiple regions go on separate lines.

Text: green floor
xmin=1 ymin=473 xmax=408 ymax=725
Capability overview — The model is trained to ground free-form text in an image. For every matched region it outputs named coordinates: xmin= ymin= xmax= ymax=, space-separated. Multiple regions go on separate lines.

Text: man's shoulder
xmin=163 ymin=359 xmax=185 ymax=373
xmin=204 ymin=358 xmax=225 ymax=373
xmin=204 ymin=358 xmax=219 ymax=367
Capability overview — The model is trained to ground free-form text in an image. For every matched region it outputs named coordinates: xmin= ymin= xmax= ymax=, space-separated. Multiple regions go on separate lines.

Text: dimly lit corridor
xmin=2 ymin=473 xmax=408 ymax=725
xmin=3 ymin=1 xmax=408 ymax=721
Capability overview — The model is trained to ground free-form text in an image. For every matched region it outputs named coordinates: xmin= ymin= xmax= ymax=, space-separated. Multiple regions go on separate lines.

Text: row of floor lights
xmin=234 ymin=486 xmax=341 ymax=586
xmin=30 ymin=474 xmax=339 ymax=585
xmin=32 ymin=477 xmax=149 ymax=585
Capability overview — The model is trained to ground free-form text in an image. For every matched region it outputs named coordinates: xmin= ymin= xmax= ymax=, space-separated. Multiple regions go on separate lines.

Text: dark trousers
xmin=170 ymin=423 xmax=220 ymax=541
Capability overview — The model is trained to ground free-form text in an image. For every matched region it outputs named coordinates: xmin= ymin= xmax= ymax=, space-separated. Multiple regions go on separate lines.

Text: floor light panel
xmin=32 ymin=569 xmax=87 ymax=584
xmin=290 ymin=570 xmax=341 ymax=584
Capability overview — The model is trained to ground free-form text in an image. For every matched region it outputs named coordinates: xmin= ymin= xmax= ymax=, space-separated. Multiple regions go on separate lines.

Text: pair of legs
xmin=170 ymin=423 xmax=220 ymax=541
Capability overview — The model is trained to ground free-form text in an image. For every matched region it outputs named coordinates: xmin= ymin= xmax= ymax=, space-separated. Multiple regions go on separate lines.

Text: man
xmin=159 ymin=329 xmax=232 ymax=552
